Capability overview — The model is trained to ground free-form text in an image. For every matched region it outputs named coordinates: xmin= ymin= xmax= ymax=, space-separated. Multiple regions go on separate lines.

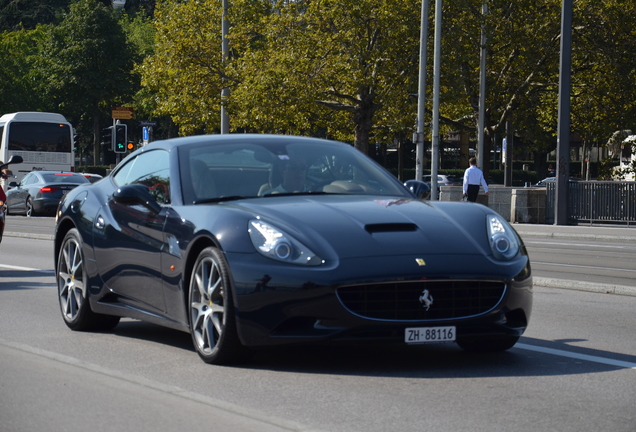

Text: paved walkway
xmin=513 ymin=223 xmax=636 ymax=296
xmin=513 ymin=223 xmax=636 ymax=243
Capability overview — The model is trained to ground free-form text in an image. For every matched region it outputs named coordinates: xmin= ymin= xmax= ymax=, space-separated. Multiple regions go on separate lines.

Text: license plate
xmin=405 ymin=326 xmax=456 ymax=344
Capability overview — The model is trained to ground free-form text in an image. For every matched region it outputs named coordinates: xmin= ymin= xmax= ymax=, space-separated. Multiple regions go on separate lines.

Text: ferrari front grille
xmin=336 ymin=280 xmax=506 ymax=321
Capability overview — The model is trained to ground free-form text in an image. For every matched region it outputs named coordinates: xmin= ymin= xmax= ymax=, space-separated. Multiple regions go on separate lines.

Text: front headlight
xmin=248 ymin=219 xmax=323 ymax=266
xmin=486 ymin=214 xmax=520 ymax=260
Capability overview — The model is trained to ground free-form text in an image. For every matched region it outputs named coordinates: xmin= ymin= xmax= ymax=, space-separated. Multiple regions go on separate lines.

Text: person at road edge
xmin=463 ymin=157 xmax=489 ymax=202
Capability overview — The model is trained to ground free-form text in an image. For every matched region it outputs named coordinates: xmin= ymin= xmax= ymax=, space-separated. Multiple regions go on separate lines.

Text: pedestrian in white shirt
xmin=463 ymin=157 xmax=489 ymax=202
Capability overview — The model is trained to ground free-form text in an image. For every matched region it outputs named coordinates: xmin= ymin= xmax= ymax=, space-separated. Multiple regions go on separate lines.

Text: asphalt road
xmin=1 ymin=229 xmax=636 ymax=432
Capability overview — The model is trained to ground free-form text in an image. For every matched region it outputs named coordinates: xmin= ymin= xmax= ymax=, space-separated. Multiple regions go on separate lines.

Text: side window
xmin=22 ymin=173 xmax=35 ymax=186
xmin=113 ymin=150 xmax=171 ymax=205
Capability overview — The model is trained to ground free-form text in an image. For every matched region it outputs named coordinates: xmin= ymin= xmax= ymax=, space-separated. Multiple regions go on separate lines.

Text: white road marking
xmin=0 ymin=263 xmax=53 ymax=273
xmin=516 ymin=343 xmax=636 ymax=369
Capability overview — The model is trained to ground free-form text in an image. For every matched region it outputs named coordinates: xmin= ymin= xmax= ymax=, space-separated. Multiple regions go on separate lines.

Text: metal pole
xmin=477 ymin=2 xmax=487 ymax=170
xmin=430 ymin=0 xmax=442 ymax=200
xmin=415 ymin=0 xmax=430 ymax=182
xmin=504 ymin=118 xmax=513 ymax=186
xmin=555 ymin=0 xmax=572 ymax=225
xmin=220 ymin=0 xmax=230 ymax=134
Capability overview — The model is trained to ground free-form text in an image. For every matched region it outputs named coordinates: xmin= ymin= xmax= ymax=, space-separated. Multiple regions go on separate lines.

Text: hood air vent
xmin=365 ymin=223 xmax=418 ymax=234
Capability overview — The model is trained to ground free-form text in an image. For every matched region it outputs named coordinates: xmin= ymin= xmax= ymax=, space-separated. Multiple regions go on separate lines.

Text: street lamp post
xmin=430 ymin=0 xmax=442 ymax=200
xmin=477 ymin=3 xmax=487 ymax=170
xmin=555 ymin=0 xmax=573 ymax=225
xmin=415 ymin=0 xmax=430 ymax=182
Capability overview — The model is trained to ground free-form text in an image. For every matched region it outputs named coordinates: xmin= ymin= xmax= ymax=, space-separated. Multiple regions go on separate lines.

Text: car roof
xmin=136 ymin=134 xmax=348 ymax=154
xmin=31 ymin=171 xmax=83 ymax=175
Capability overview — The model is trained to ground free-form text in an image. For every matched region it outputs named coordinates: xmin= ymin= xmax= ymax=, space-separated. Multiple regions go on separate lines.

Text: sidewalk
xmin=513 ymin=223 xmax=636 ymax=243
xmin=513 ymin=223 xmax=636 ymax=296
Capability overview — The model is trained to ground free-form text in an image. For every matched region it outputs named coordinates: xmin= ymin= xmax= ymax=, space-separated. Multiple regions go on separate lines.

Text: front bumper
xmin=33 ymin=197 xmax=62 ymax=215
xmin=225 ymin=251 xmax=533 ymax=347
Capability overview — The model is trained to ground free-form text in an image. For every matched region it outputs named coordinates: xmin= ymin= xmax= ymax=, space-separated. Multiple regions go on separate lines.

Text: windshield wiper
xmin=194 ymin=191 xmax=332 ymax=204
xmin=193 ymin=195 xmax=248 ymax=204
xmin=261 ymin=191 xmax=330 ymax=197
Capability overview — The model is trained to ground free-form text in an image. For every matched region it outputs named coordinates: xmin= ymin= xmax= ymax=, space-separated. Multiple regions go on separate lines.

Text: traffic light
xmin=114 ymin=124 xmax=127 ymax=153
xmin=127 ymin=142 xmax=135 ymax=151
xmin=100 ymin=127 xmax=113 ymax=146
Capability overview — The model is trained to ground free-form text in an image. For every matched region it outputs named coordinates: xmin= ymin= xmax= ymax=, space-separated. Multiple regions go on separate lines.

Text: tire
xmin=456 ymin=335 xmax=520 ymax=353
xmin=25 ymin=196 xmax=34 ymax=217
xmin=57 ymin=228 xmax=120 ymax=331
xmin=189 ymin=247 xmax=244 ymax=364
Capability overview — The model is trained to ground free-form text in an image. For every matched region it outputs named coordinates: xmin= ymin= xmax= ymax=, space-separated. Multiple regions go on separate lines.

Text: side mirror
xmin=112 ymin=184 xmax=162 ymax=214
xmin=6 ymin=155 xmax=23 ymax=165
xmin=404 ymin=180 xmax=431 ymax=200
xmin=0 ymin=155 xmax=23 ymax=172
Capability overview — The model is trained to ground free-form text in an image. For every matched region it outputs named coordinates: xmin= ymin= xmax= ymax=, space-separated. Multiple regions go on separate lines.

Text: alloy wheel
xmin=26 ymin=197 xmax=33 ymax=217
xmin=190 ymin=255 xmax=226 ymax=356
xmin=58 ymin=235 xmax=85 ymax=322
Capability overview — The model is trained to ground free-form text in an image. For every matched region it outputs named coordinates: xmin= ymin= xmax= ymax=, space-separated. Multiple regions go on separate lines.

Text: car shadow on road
xmin=240 ymin=339 xmax=636 ymax=378
xmin=111 ymin=319 xmax=196 ymax=352
xmin=0 ymin=269 xmax=56 ymax=291
xmin=105 ymin=320 xmax=636 ymax=378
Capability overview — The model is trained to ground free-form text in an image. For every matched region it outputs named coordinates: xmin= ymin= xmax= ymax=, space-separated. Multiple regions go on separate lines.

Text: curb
xmin=533 ymin=277 xmax=636 ymax=297
xmin=4 ymin=231 xmax=54 ymax=241
xmin=516 ymin=230 xmax=636 ymax=243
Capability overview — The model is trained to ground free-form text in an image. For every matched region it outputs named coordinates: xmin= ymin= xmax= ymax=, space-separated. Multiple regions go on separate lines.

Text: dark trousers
xmin=466 ymin=184 xmax=480 ymax=202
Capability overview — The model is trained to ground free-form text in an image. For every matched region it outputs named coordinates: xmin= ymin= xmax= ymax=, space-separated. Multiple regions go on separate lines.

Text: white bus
xmin=0 ymin=112 xmax=75 ymax=188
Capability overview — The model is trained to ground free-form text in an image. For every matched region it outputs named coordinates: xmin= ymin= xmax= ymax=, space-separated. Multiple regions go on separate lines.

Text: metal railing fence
xmin=546 ymin=181 xmax=636 ymax=225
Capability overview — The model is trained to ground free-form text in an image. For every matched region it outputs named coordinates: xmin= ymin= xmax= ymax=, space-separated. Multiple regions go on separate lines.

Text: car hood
xmin=231 ymin=196 xmax=489 ymax=260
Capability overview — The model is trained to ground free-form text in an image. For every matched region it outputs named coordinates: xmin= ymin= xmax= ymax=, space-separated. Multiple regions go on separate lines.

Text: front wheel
xmin=189 ymin=247 xmax=244 ymax=364
xmin=57 ymin=228 xmax=120 ymax=331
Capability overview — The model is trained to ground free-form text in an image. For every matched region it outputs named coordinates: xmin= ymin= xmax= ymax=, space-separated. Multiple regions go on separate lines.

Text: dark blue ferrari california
xmin=54 ymin=134 xmax=532 ymax=364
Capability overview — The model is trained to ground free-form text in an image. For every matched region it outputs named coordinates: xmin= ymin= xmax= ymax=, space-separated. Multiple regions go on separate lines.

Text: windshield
xmin=178 ymin=138 xmax=409 ymax=204
xmin=8 ymin=122 xmax=72 ymax=153
xmin=40 ymin=173 xmax=88 ymax=184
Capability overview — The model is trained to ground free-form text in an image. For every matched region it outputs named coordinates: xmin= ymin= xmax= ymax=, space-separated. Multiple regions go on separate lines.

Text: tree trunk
xmin=352 ymin=88 xmax=379 ymax=158
xmin=353 ymin=109 xmax=372 ymax=156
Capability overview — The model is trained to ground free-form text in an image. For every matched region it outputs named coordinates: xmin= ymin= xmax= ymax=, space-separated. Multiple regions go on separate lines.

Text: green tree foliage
xmin=39 ymin=0 xmax=137 ymax=164
xmin=230 ymin=0 xmax=422 ymax=156
xmin=568 ymin=0 xmax=636 ymax=142
xmin=121 ymin=12 xmax=158 ymax=124
xmin=121 ymin=0 xmax=157 ymax=18
xmin=2 ymin=0 xmax=632 ymax=176
xmin=140 ymin=0 xmax=226 ymax=135
xmin=441 ymin=0 xmax=562 ymax=164
xmin=141 ymin=0 xmax=421 ymax=155
xmin=139 ymin=0 xmax=636 ymax=171
xmin=0 ymin=28 xmax=47 ymax=113
xmin=0 ymin=0 xmax=70 ymax=32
